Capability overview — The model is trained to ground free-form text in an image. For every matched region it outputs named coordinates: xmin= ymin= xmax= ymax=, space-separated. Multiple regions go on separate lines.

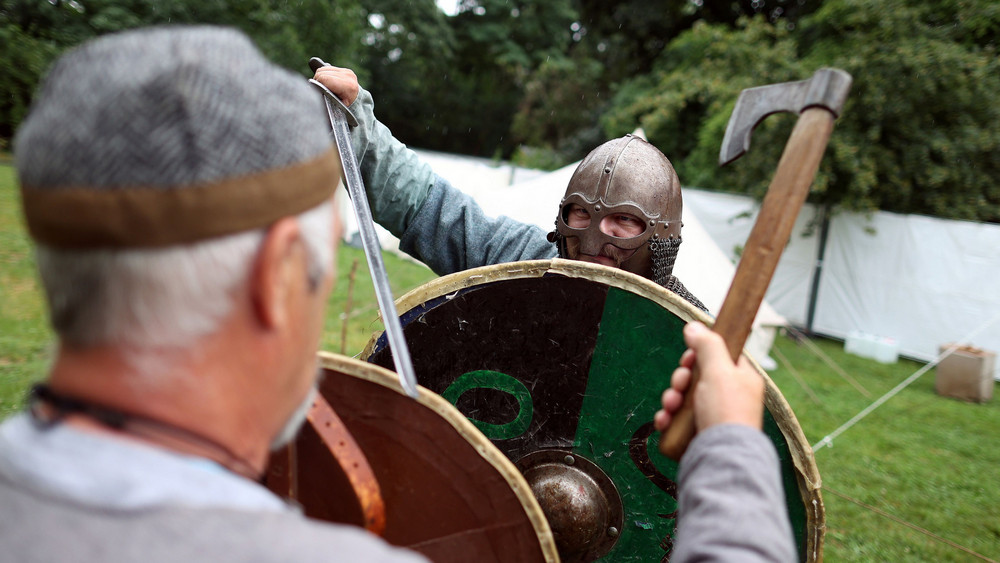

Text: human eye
xmin=566 ymin=204 xmax=591 ymax=228
xmin=614 ymin=213 xmax=644 ymax=236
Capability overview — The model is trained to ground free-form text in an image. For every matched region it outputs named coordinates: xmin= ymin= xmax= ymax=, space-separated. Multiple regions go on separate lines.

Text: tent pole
xmin=805 ymin=204 xmax=831 ymax=336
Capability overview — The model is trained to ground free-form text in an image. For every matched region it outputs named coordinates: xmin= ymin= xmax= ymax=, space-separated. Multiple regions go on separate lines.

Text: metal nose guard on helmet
xmin=556 ymin=135 xmax=682 ymax=258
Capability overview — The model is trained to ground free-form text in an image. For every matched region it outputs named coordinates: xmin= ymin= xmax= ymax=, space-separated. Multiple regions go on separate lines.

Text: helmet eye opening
xmin=558 ymin=196 xmax=657 ymax=249
xmin=563 ymin=203 xmax=591 ymax=229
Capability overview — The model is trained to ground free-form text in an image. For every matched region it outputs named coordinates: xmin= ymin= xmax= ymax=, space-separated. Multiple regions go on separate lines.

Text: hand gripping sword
xmin=307 ymin=57 xmax=419 ymax=399
xmin=659 ymin=68 xmax=852 ymax=459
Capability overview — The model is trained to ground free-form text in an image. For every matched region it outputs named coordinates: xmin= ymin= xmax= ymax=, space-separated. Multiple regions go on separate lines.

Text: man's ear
xmin=249 ymin=217 xmax=303 ymax=330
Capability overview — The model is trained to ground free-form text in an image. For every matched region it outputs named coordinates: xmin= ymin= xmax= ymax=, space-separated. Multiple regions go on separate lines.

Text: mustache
xmin=596 ymin=244 xmax=633 ymax=266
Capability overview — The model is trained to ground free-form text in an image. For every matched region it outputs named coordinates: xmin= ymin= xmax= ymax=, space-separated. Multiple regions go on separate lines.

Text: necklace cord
xmin=27 ymin=384 xmax=263 ymax=482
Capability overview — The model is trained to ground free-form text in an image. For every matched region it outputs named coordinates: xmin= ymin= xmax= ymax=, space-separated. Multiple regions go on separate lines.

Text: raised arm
xmin=313 ymin=65 xmax=435 ymax=239
xmin=312 ymin=65 xmax=555 ymax=275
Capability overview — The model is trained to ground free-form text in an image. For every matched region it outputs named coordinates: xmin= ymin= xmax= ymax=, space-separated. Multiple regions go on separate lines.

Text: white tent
xmin=683 ymin=187 xmax=1000 ymax=381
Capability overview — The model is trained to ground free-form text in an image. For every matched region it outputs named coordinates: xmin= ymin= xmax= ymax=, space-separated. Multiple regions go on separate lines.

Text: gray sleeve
xmin=348 ymin=87 xmax=436 ymax=238
xmin=399 ymin=177 xmax=558 ymax=275
xmin=672 ymin=424 xmax=796 ymax=563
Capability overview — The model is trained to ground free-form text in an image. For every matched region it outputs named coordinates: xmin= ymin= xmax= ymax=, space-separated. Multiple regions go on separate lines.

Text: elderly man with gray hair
xmin=0 ymin=26 xmax=423 ymax=562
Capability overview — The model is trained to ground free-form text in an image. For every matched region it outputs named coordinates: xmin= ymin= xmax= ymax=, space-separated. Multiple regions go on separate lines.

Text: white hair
xmin=36 ymin=200 xmax=334 ymax=352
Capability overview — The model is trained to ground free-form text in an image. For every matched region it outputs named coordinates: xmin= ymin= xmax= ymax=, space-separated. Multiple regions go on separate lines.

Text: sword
xmin=307 ymin=57 xmax=419 ymax=399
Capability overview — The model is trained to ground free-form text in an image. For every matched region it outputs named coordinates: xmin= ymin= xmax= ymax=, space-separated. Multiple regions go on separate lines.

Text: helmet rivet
xmin=594 ymin=205 xmax=601 ymax=212
xmin=649 ymin=220 xmax=655 ymax=226
xmin=653 ymin=233 xmax=659 ymax=239
xmin=604 ymin=167 xmax=612 ymax=174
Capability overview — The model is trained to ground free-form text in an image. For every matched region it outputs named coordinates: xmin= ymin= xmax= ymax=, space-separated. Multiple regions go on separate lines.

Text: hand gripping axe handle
xmin=307 ymin=57 xmax=419 ymax=399
xmin=659 ymin=68 xmax=852 ymax=460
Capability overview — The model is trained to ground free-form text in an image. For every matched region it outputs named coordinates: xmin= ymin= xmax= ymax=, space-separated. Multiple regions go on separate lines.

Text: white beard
xmin=269 ymin=385 xmax=317 ymax=451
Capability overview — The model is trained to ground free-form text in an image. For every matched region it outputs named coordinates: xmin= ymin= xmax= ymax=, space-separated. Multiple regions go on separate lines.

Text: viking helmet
xmin=552 ymin=135 xmax=683 ymax=282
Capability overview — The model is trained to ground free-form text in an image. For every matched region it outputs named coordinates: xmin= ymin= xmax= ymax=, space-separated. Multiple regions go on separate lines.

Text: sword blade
xmin=309 ymin=79 xmax=419 ymax=399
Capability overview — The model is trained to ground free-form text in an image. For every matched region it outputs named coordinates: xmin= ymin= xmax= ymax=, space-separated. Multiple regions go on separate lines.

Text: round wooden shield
xmin=269 ymin=353 xmax=559 ymax=563
xmin=363 ymin=259 xmax=824 ymax=562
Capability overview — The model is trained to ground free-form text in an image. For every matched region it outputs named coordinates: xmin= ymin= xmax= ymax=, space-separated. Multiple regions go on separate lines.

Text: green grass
xmin=769 ymin=334 xmax=1000 ymax=561
xmin=322 ymin=245 xmax=437 ymax=357
xmin=2 ymin=162 xmax=999 ymax=561
xmin=0 ymin=164 xmax=54 ymax=418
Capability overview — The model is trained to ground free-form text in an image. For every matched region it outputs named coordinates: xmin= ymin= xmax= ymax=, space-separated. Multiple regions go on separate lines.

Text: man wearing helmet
xmin=314 ymin=67 xmax=705 ymax=311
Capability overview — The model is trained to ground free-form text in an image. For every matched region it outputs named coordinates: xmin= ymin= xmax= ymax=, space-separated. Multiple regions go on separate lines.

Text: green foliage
xmin=358 ymin=0 xmax=456 ymax=147
xmin=2 ymin=0 xmax=998 ymax=220
xmin=0 ymin=0 xmax=367 ymax=145
xmin=352 ymin=0 xmax=582 ymax=158
xmin=800 ymin=0 xmax=1000 ymax=220
xmin=454 ymin=0 xmax=576 ymax=72
xmin=510 ymin=52 xmax=606 ymax=159
xmin=604 ymin=17 xmax=806 ymax=198
xmin=574 ymin=0 xmax=823 ymax=84
xmin=0 ymin=23 xmax=59 ymax=145
xmin=603 ymin=1 xmax=1000 ymax=222
xmin=414 ymin=0 xmax=578 ymax=157
xmin=509 ymin=144 xmax=568 ymax=171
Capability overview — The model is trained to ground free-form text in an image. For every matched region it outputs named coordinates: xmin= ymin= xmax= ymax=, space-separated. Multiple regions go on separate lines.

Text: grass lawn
xmin=2 ymin=162 xmax=998 ymax=561
xmin=771 ymin=334 xmax=1000 ymax=561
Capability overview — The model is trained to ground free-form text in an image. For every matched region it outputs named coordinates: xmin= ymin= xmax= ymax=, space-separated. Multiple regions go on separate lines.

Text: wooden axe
xmin=659 ymin=68 xmax=852 ymax=460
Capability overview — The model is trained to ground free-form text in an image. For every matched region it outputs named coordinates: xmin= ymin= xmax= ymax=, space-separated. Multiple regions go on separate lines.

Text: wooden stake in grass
xmin=340 ymin=258 xmax=359 ymax=355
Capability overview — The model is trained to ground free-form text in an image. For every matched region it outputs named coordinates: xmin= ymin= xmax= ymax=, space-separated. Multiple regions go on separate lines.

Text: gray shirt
xmin=0 ymin=413 xmax=426 ymax=562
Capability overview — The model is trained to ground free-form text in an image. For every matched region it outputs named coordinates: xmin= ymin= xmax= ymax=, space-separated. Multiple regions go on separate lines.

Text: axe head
xmin=720 ymin=68 xmax=852 ymax=165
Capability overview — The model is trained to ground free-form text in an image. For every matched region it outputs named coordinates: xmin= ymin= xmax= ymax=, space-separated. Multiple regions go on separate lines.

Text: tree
xmin=507 ymin=0 xmax=823 ymax=164
xmin=0 ymin=0 xmax=367 ymax=146
xmin=435 ymin=0 xmax=578 ymax=157
xmin=509 ymin=51 xmax=606 ymax=168
xmin=801 ymin=0 xmax=1000 ymax=221
xmin=573 ymin=0 xmax=824 ymax=85
xmin=357 ymin=0 xmax=455 ymax=147
xmin=602 ymin=0 xmax=1000 ymax=223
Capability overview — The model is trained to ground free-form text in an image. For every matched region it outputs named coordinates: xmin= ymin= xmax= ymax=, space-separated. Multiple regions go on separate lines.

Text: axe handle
xmin=659 ymin=107 xmax=836 ymax=460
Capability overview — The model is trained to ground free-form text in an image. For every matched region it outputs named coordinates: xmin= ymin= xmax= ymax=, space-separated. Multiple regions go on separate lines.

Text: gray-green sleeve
xmin=399 ymin=177 xmax=557 ymax=275
xmin=673 ymin=424 xmax=796 ymax=562
xmin=348 ymin=87 xmax=435 ymax=238
xmin=348 ymin=86 xmax=557 ymax=275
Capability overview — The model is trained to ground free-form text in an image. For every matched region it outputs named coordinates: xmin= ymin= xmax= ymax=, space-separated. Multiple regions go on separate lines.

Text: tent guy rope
xmin=813 ymin=308 xmax=1000 ymax=452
